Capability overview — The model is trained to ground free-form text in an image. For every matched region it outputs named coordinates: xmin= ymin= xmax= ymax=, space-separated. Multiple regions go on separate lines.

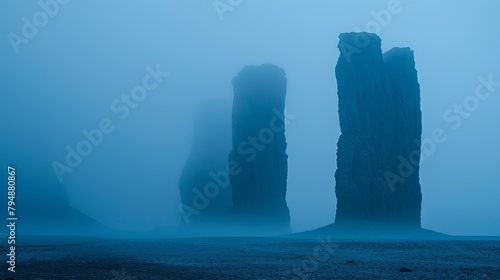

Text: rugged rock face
xmin=334 ymin=32 xmax=422 ymax=228
xmin=178 ymin=100 xmax=233 ymax=226
xmin=227 ymin=64 xmax=291 ymax=233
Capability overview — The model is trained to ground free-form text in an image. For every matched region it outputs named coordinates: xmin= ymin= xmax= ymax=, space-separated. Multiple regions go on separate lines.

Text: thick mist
xmin=1 ymin=0 xmax=499 ymax=236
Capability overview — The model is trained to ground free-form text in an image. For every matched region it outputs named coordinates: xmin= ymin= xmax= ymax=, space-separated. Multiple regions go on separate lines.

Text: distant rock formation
xmin=334 ymin=32 xmax=422 ymax=228
xmin=15 ymin=155 xmax=110 ymax=236
xmin=178 ymin=100 xmax=233 ymax=227
xmin=227 ymin=64 xmax=291 ymax=234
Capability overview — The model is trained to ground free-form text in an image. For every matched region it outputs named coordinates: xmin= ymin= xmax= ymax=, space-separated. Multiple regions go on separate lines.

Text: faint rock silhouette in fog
xmin=178 ymin=99 xmax=233 ymax=226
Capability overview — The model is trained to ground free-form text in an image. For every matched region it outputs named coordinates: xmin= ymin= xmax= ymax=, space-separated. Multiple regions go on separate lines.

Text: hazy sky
xmin=1 ymin=0 xmax=499 ymax=236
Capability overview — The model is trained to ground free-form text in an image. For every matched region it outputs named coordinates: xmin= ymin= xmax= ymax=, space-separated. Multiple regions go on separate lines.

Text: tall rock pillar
xmin=228 ymin=64 xmax=291 ymax=234
xmin=334 ymin=32 xmax=422 ymax=228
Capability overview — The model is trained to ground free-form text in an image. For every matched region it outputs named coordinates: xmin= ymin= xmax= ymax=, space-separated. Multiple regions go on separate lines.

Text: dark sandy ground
xmin=2 ymin=236 xmax=499 ymax=279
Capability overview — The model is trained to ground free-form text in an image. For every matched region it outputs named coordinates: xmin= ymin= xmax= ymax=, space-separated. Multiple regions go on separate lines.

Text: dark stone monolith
xmin=227 ymin=64 xmax=291 ymax=234
xmin=178 ymin=100 xmax=233 ymax=227
xmin=334 ymin=32 xmax=422 ymax=229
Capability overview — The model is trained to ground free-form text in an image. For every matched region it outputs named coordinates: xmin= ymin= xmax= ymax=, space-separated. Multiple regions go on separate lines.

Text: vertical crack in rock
xmin=227 ymin=64 xmax=291 ymax=234
xmin=334 ymin=32 xmax=422 ymax=229
xmin=179 ymin=100 xmax=233 ymax=227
